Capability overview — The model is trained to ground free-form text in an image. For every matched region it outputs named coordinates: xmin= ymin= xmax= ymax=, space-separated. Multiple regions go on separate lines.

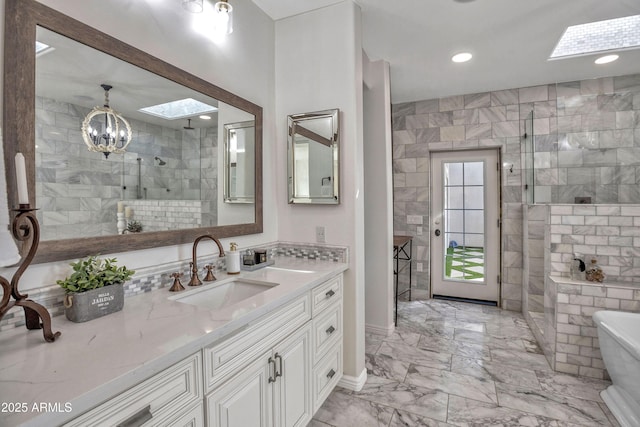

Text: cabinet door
xmin=273 ymin=323 xmax=312 ymax=427
xmin=207 ymin=350 xmax=273 ymax=427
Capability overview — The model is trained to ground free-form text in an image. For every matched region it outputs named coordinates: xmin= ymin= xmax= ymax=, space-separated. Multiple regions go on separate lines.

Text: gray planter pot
xmin=63 ymin=283 xmax=125 ymax=323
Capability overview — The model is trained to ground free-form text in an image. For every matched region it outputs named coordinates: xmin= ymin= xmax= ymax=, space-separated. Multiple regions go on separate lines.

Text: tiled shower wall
xmin=35 ymin=96 xmax=217 ymax=240
xmin=534 ymin=75 xmax=640 ymax=203
xmin=392 ymin=73 xmax=640 ymax=311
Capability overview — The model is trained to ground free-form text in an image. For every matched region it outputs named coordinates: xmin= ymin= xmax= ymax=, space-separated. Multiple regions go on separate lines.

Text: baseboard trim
xmin=365 ymin=322 xmax=395 ymax=336
xmin=338 ymin=368 xmax=367 ymax=392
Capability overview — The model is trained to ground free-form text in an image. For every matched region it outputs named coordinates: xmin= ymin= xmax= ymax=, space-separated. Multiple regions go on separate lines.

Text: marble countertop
xmin=0 ymin=258 xmax=347 ymax=427
xmin=549 ymin=276 xmax=640 ymax=289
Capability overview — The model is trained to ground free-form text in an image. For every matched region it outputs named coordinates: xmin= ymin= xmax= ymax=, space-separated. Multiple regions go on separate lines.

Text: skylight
xmin=138 ymin=98 xmax=218 ymax=120
xmin=550 ymin=15 xmax=640 ymax=59
xmin=35 ymin=41 xmax=54 ymax=57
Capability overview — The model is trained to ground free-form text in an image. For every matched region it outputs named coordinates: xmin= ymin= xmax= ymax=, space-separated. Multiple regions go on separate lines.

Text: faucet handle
xmin=169 ymin=272 xmax=185 ymax=292
xmin=188 ymin=261 xmax=203 ymax=287
xmin=204 ymin=264 xmax=216 ymax=282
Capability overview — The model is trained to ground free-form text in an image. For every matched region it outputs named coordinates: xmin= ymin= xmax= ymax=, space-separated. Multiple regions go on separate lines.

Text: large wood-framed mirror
xmin=3 ymin=0 xmax=263 ymax=263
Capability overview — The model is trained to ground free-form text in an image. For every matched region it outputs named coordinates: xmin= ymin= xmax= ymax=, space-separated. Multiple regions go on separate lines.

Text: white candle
xmin=15 ymin=153 xmax=29 ymax=205
xmin=117 ymin=201 xmax=124 ymax=213
xmin=125 ymin=206 xmax=133 ymax=218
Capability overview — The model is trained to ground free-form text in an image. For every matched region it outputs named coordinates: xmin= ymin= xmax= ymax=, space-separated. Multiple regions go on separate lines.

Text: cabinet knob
xmin=325 ymin=289 xmax=336 ymax=298
xmin=326 ymin=369 xmax=336 ymax=379
xmin=326 ymin=325 xmax=336 ymax=335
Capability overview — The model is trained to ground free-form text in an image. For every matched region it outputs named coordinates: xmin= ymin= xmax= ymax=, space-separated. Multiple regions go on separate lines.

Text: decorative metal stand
xmin=0 ymin=205 xmax=60 ymax=342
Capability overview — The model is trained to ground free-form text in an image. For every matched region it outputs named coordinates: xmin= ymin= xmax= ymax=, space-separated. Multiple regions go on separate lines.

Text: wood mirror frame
xmin=3 ymin=0 xmax=263 ymax=263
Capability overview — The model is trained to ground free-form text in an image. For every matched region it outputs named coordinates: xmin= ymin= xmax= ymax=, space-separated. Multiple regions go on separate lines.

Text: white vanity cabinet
xmin=64 ymin=353 xmax=203 ymax=427
xmin=204 ymin=274 xmax=343 ymax=427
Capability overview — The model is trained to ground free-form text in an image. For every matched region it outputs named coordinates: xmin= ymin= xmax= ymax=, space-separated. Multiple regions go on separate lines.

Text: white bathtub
xmin=593 ymin=310 xmax=640 ymax=427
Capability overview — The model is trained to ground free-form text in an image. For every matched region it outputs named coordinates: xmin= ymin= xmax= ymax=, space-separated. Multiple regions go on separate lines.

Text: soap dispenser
xmin=227 ymin=242 xmax=241 ymax=275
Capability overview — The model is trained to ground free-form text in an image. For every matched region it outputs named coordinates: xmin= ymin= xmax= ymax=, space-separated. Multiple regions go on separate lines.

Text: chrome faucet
xmin=188 ymin=235 xmax=225 ymax=286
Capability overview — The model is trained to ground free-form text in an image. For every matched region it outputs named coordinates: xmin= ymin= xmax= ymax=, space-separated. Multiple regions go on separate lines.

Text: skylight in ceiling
xmin=138 ymin=98 xmax=218 ymax=120
xmin=550 ymin=15 xmax=640 ymax=59
xmin=35 ymin=41 xmax=54 ymax=57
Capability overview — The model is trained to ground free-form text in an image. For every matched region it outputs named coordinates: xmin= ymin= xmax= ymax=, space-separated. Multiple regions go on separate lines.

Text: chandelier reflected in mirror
xmin=81 ymin=84 xmax=132 ymax=158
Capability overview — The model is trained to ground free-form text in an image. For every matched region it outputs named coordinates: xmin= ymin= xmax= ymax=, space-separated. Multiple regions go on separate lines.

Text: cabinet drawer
xmin=312 ymin=343 xmax=342 ymax=413
xmin=311 ymin=275 xmax=342 ymax=316
xmin=65 ymin=353 xmax=202 ymax=427
xmin=312 ymin=301 xmax=342 ymax=363
xmin=157 ymin=401 xmax=204 ymax=427
xmin=204 ymin=294 xmax=310 ymax=393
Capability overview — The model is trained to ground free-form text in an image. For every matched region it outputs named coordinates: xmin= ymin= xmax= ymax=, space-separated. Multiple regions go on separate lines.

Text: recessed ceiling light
xmin=594 ymin=54 xmax=619 ymax=64
xmin=139 ymin=98 xmax=217 ymax=120
xmin=199 ymin=115 xmax=212 ymax=120
xmin=452 ymin=52 xmax=473 ymax=63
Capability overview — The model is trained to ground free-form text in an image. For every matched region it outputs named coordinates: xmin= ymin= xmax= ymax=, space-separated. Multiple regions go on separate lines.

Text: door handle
xmin=434 ymin=229 xmax=441 ymax=236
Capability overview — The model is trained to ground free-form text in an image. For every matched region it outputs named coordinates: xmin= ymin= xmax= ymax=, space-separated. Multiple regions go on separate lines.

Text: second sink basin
xmin=170 ymin=278 xmax=279 ymax=310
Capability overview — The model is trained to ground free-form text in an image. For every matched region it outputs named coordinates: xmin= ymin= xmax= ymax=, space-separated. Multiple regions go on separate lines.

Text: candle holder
xmin=0 ymin=205 xmax=61 ymax=342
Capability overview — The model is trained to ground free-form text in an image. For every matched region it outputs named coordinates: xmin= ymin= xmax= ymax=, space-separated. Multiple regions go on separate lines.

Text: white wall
xmin=0 ymin=0 xmax=277 ymax=289
xmin=363 ymin=54 xmax=394 ymax=335
xmin=275 ymin=1 xmax=366 ymax=384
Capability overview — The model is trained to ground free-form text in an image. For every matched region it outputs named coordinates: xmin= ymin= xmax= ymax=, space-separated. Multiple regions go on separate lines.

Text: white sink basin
xmin=170 ymin=278 xmax=278 ymax=310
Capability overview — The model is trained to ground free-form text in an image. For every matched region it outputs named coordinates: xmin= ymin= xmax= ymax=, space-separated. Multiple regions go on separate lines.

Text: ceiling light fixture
xmin=213 ymin=0 xmax=233 ymax=36
xmin=452 ymin=52 xmax=473 ymax=63
xmin=81 ymin=84 xmax=132 ymax=158
xmin=182 ymin=0 xmax=203 ymax=13
xmin=594 ymin=54 xmax=619 ymax=64
xmin=199 ymin=115 xmax=212 ymax=120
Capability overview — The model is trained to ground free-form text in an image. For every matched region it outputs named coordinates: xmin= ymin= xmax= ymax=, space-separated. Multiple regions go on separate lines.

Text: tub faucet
xmin=188 ymin=235 xmax=225 ymax=286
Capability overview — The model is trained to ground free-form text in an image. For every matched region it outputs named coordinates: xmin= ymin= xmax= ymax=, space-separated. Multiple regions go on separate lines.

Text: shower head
xmin=154 ymin=156 xmax=166 ymax=166
xmin=183 ymin=118 xmax=195 ymax=130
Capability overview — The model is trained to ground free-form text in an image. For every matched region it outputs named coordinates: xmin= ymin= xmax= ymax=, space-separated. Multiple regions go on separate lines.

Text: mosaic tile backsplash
xmin=0 ymin=242 xmax=348 ymax=332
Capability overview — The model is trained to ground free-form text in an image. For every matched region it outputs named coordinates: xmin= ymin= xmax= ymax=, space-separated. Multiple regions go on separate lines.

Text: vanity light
xmin=452 ymin=52 xmax=473 ymax=63
xmin=199 ymin=115 xmax=212 ymax=120
xmin=213 ymin=0 xmax=233 ymax=36
xmin=595 ymin=54 xmax=619 ymax=64
xmin=81 ymin=84 xmax=132 ymax=158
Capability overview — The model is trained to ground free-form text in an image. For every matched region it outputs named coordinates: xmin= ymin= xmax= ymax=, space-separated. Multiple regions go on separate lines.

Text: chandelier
xmin=81 ymin=84 xmax=132 ymax=158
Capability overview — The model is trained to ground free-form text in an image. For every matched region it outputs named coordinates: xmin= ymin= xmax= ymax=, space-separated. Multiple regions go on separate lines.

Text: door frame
xmin=429 ymin=148 xmax=502 ymax=306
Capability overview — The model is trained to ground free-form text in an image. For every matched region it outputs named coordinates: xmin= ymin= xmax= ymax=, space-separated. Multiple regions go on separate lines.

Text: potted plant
xmin=57 ymin=256 xmax=135 ymax=323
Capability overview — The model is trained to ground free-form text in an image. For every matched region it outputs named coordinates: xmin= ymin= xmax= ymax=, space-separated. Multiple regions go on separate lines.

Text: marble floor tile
xmin=314 ymin=299 xmax=615 ymax=427
xmin=495 ymin=382 xmax=611 ymax=426
xmin=366 ymin=353 xmax=411 ymax=382
xmin=453 ymin=328 xmax=528 ymax=351
xmin=490 ymin=348 xmax=552 ymax=371
xmin=313 ymin=388 xmax=395 ymax=427
xmin=417 ymin=335 xmax=492 ymax=360
xmin=389 ymin=409 xmax=454 ymax=427
xmin=535 ymin=370 xmax=611 ymax=403
xmin=450 ymin=355 xmax=542 ymax=390
xmin=447 ymin=395 xmax=577 ymax=427
xmin=351 ymin=375 xmax=449 ymax=422
xmin=366 ymin=333 xmax=384 ymax=354
xmin=377 ymin=341 xmax=452 ymax=370
xmin=405 ymin=363 xmax=498 ymax=404
xmin=382 ymin=330 xmax=422 ymax=347
xmin=424 ymin=318 xmax=486 ymax=333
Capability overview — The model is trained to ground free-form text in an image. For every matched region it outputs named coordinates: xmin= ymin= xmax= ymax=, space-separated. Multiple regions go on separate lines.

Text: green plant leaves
xmin=56 ymin=255 xmax=135 ymax=294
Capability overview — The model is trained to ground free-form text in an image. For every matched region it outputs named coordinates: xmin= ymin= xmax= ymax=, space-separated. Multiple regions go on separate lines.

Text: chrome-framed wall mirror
xmin=3 ymin=0 xmax=263 ymax=263
xmin=287 ymin=109 xmax=340 ymax=205
xmin=224 ymin=121 xmax=255 ymax=204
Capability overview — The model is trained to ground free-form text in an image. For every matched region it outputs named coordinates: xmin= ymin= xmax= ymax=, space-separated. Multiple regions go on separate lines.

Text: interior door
xmin=430 ymin=149 xmax=500 ymax=303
